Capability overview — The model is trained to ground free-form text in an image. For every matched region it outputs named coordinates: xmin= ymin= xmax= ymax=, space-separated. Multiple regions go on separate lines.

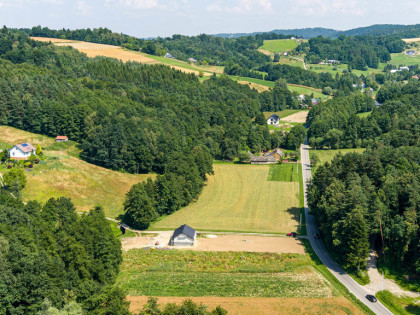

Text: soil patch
xmin=281 ymin=111 xmax=308 ymax=123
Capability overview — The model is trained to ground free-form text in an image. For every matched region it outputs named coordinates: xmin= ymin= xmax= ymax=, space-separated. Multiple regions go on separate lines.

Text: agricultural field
xmin=310 ymin=148 xmax=366 ymax=170
xmin=307 ymin=63 xmax=384 ymax=76
xmin=389 ymin=52 xmax=420 ymax=67
xmin=259 ymin=39 xmax=300 ymax=53
xmin=356 ymin=111 xmax=372 ymax=118
xmin=128 ymin=296 xmax=364 ymax=315
xmin=0 ymin=126 xmax=153 ymax=218
xmin=117 ymin=250 xmax=333 ymax=298
xmin=287 ymin=84 xmax=325 ymax=99
xmin=150 ymin=164 xmax=301 ymax=233
xmin=268 ymin=164 xmax=300 ymax=182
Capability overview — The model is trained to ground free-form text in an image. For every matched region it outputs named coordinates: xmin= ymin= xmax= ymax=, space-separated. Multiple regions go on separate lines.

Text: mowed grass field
xmin=0 ymin=126 xmax=153 ymax=218
xmin=150 ymin=164 xmax=300 ymax=233
xmin=260 ymin=39 xmax=299 ymax=53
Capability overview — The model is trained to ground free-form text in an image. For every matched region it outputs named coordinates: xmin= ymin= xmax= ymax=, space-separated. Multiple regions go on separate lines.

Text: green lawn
xmin=310 ymin=148 xmax=366 ymax=170
xmin=376 ymin=291 xmax=420 ymax=315
xmin=260 ymin=39 xmax=299 ymax=53
xmin=287 ymin=84 xmax=325 ymax=99
xmin=267 ymin=163 xmax=300 ymax=182
xmin=389 ymin=53 xmax=420 ymax=66
xmin=263 ymin=109 xmax=300 ymax=119
xmin=307 ymin=63 xmax=383 ymax=76
xmin=110 ymin=221 xmax=137 ymax=238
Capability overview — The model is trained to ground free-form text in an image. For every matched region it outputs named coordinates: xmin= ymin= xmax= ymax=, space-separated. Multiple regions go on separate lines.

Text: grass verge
xmin=376 ymin=291 xmax=420 ymax=315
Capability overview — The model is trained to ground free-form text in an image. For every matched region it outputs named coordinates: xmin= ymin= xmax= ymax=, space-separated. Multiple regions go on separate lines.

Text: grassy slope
xmin=0 ymin=126 xmax=153 ymax=218
xmin=260 ymin=39 xmax=299 ymax=53
xmin=310 ymin=148 xmax=366 ymax=170
xmin=150 ymin=164 xmax=300 ymax=233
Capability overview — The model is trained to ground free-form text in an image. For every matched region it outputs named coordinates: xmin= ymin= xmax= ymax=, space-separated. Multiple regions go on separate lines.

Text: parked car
xmin=314 ymin=233 xmax=320 ymax=239
xmin=287 ymin=232 xmax=297 ymax=237
xmin=366 ymin=295 xmax=377 ymax=303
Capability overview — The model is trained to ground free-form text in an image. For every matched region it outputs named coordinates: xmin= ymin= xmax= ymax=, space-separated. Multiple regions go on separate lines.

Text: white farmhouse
xmin=9 ymin=143 xmax=36 ymax=160
xmin=169 ymin=224 xmax=196 ymax=246
xmin=267 ymin=114 xmax=280 ymax=125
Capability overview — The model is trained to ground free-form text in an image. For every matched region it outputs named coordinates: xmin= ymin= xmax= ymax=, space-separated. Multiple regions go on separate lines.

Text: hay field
xmin=403 ymin=38 xmax=420 ymax=43
xmin=0 ymin=126 xmax=153 ymax=218
xmin=281 ymin=111 xmax=309 ymax=123
xmin=150 ymin=164 xmax=300 ymax=233
xmin=30 ymin=37 xmax=208 ymax=76
xmin=127 ymin=296 xmax=364 ymax=315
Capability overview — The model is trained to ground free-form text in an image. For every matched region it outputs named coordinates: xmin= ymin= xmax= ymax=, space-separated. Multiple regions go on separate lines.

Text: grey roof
xmin=374 ymin=100 xmax=382 ymax=107
xmin=268 ymin=114 xmax=280 ymax=120
xmin=251 ymin=156 xmax=276 ymax=162
xmin=265 ymin=148 xmax=284 ymax=157
xmin=171 ymin=224 xmax=196 ymax=239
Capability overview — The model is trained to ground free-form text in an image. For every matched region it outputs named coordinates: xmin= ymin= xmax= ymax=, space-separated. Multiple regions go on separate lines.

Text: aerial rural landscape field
xmin=1 ymin=2 xmax=420 ymax=314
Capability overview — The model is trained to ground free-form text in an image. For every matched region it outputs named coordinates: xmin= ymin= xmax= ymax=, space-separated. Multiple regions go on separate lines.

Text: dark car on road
xmin=314 ymin=233 xmax=320 ymax=239
xmin=287 ymin=232 xmax=297 ymax=237
xmin=366 ymin=295 xmax=377 ymax=303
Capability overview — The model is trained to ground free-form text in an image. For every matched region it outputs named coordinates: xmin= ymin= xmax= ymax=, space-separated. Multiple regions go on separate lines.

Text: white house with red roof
xmin=9 ymin=143 xmax=36 ymax=160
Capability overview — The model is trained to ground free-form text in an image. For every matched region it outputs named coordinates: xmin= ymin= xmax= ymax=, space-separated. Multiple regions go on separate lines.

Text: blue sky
xmin=2 ymin=0 xmax=420 ymax=38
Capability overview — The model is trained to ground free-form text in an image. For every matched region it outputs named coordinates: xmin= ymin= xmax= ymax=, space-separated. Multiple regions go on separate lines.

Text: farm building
xmin=375 ymin=100 xmax=382 ymax=107
xmin=9 ymin=143 xmax=36 ymax=160
xmin=169 ymin=224 xmax=196 ymax=246
xmin=55 ymin=136 xmax=68 ymax=142
xmin=264 ymin=148 xmax=284 ymax=160
xmin=311 ymin=98 xmax=320 ymax=106
xmin=267 ymin=114 xmax=280 ymax=125
xmin=251 ymin=156 xmax=276 ymax=165
xmin=188 ymin=57 xmax=197 ymax=63
xmin=165 ymin=53 xmax=174 ymax=59
xmin=406 ymin=50 xmax=416 ymax=55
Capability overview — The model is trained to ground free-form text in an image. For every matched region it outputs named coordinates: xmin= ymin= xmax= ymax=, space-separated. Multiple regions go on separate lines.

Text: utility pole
xmin=378 ymin=210 xmax=386 ymax=265
xmin=382 ymin=271 xmax=384 ymax=292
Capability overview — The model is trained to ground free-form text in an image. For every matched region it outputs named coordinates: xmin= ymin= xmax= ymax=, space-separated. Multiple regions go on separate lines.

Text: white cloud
xmin=42 ymin=0 xmax=62 ymax=3
xmin=76 ymin=0 xmax=91 ymax=15
xmin=293 ymin=0 xmax=366 ymax=17
xmin=122 ymin=0 xmax=159 ymax=9
xmin=206 ymin=0 xmax=272 ymax=14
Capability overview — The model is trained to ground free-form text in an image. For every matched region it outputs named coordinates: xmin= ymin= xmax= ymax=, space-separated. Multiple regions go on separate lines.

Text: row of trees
xmin=0 ymin=190 xmax=130 ymax=314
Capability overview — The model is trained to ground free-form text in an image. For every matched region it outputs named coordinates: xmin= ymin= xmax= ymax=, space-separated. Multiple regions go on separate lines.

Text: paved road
xmin=300 ymin=140 xmax=393 ymax=315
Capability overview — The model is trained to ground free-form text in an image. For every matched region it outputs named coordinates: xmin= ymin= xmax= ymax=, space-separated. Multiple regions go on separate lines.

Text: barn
xmin=169 ymin=224 xmax=196 ymax=246
xmin=55 ymin=136 xmax=68 ymax=142
xmin=9 ymin=143 xmax=36 ymax=160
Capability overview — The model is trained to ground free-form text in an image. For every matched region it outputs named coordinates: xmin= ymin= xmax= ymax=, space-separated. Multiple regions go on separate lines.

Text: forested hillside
xmin=297 ymin=36 xmax=404 ymax=70
xmin=308 ymin=82 xmax=420 ymax=279
xmin=0 ymin=191 xmax=129 ymax=313
xmin=307 ymin=82 xmax=420 ymax=149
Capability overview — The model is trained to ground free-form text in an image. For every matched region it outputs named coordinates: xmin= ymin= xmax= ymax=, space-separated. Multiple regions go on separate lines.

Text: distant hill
xmin=213 ymin=27 xmax=339 ymax=39
xmin=213 ymin=24 xmax=420 ymax=39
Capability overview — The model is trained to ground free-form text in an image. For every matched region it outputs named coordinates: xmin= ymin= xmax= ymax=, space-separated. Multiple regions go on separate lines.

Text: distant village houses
xmin=9 ymin=143 xmax=36 ymax=160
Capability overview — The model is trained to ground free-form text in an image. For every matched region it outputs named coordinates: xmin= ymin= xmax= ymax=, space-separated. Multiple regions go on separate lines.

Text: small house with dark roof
xmin=267 ymin=114 xmax=280 ymax=125
xmin=406 ymin=50 xmax=416 ymax=55
xmin=9 ymin=143 xmax=36 ymax=160
xmin=55 ymin=136 xmax=68 ymax=142
xmin=169 ymin=224 xmax=196 ymax=246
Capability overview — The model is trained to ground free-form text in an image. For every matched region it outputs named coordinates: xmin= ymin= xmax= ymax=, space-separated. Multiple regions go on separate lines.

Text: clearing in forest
xmin=0 ymin=126 xmax=153 ymax=217
xmin=309 ymin=148 xmax=366 ymax=170
xmin=281 ymin=111 xmax=309 ymax=123
xmin=150 ymin=164 xmax=300 ymax=233
xmin=259 ymin=39 xmax=299 ymax=53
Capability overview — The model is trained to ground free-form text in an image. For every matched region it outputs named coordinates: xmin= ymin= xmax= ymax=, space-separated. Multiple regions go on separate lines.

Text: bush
xmin=28 ymin=164 xmax=33 ymax=169
xmin=7 ymin=164 xmax=12 ymax=169
xmin=34 ymin=158 xmax=40 ymax=164
xmin=3 ymin=168 xmax=27 ymax=191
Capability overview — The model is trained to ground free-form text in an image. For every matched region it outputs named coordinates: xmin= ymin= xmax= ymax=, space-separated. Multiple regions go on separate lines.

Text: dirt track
xmin=121 ymin=233 xmax=305 ymax=254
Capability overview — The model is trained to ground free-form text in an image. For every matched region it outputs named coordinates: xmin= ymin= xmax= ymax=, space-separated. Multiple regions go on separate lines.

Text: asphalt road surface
xmin=300 ymin=140 xmax=393 ymax=315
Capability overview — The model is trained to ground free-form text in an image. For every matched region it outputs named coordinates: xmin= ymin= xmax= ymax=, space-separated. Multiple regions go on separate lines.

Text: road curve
xmin=300 ymin=140 xmax=393 ymax=315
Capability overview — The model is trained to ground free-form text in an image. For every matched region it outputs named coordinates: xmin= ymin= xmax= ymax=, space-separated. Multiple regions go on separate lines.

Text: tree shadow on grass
xmin=286 ymin=207 xmax=302 ymax=231
xmin=406 ymin=304 xmax=420 ymax=314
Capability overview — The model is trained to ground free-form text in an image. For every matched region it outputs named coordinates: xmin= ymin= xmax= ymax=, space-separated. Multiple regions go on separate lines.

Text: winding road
xmin=300 ymin=140 xmax=393 ymax=315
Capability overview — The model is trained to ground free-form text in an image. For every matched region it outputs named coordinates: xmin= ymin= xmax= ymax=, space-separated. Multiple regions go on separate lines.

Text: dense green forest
xmin=297 ymin=35 xmax=404 ymax=70
xmin=0 ymin=191 xmax=129 ymax=314
xmin=308 ymin=82 xmax=420 ymax=278
xmin=0 ymin=27 xmax=303 ymax=227
xmin=307 ymin=82 xmax=420 ymax=149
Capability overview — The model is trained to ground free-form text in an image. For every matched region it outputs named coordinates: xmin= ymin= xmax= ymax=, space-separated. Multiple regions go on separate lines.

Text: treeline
xmin=339 ymin=24 xmax=420 ymax=38
xmin=0 ymin=191 xmax=129 ymax=314
xmin=307 ymin=82 xmax=420 ymax=149
xmin=259 ymin=63 xmax=359 ymax=93
xmin=308 ymin=145 xmax=420 ymax=275
xmin=297 ymin=35 xmax=404 ymax=70
xmin=23 ymin=25 xmax=145 ymax=51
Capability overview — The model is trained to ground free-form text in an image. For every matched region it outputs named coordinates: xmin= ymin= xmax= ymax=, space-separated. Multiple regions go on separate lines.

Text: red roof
xmin=56 ymin=136 xmax=68 ymax=140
